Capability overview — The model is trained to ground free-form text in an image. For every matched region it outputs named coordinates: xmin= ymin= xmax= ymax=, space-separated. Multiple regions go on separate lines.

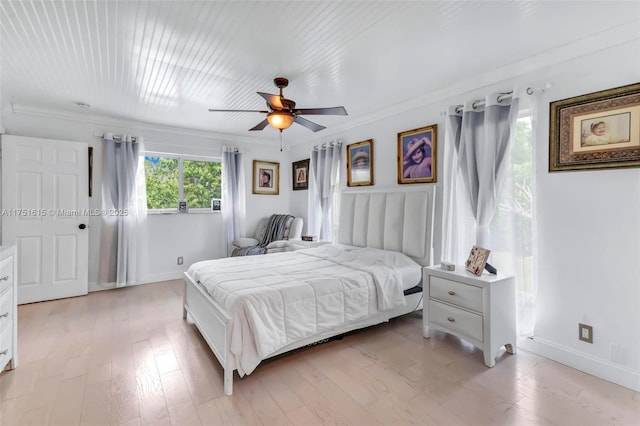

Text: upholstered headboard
xmin=338 ymin=189 xmax=435 ymax=266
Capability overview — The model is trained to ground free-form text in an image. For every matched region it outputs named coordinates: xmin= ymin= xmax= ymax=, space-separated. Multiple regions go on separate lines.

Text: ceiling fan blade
xmin=249 ymin=119 xmax=270 ymax=131
xmin=257 ymin=92 xmax=284 ymax=109
xmin=208 ymin=108 xmax=269 ymax=113
xmin=294 ymin=106 xmax=348 ymax=116
xmin=294 ymin=116 xmax=326 ymax=132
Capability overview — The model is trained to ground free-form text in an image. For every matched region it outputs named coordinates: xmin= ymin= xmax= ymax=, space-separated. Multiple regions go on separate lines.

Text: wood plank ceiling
xmin=1 ymin=1 xmax=639 ymax=142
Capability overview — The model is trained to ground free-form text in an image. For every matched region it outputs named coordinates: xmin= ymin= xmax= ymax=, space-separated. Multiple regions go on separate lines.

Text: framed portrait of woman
xmin=292 ymin=158 xmax=309 ymax=190
xmin=346 ymin=139 xmax=374 ymax=187
xmin=397 ymin=124 xmax=437 ymax=184
xmin=252 ymin=160 xmax=279 ymax=195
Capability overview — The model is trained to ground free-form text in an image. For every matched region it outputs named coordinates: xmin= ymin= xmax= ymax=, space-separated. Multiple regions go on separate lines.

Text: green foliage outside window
xmin=145 ymin=157 xmax=179 ymax=209
xmin=144 ymin=155 xmax=221 ymax=210
xmin=183 ymin=160 xmax=222 ymax=208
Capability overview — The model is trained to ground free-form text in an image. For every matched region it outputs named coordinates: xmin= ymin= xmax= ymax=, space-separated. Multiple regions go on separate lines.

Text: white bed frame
xmin=183 ymin=188 xmax=435 ymax=395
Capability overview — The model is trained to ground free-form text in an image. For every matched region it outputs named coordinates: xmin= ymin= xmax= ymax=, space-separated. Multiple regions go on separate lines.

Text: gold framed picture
xmin=252 ymin=160 xmax=279 ymax=195
xmin=549 ymin=82 xmax=640 ymax=172
xmin=346 ymin=139 xmax=373 ymax=187
xmin=397 ymin=124 xmax=437 ymax=184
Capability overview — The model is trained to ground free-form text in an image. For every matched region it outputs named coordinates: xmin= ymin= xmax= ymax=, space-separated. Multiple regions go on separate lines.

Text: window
xmin=144 ymin=153 xmax=222 ymax=212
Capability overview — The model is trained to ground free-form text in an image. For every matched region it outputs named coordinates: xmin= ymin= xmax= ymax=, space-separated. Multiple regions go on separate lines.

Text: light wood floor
xmin=1 ymin=280 xmax=638 ymax=426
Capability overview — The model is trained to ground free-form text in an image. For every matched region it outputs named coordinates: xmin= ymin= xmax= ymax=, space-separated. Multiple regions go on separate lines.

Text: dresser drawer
xmin=428 ymin=300 xmax=483 ymax=342
xmin=430 ymin=276 xmax=482 ymax=312
xmin=0 ymin=255 xmax=14 ymax=294
xmin=0 ymin=289 xmax=13 ymax=334
xmin=0 ymin=322 xmax=12 ymax=370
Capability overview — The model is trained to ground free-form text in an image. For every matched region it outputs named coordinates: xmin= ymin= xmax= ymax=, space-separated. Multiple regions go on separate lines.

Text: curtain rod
xmin=313 ymin=139 xmax=342 ymax=150
xmin=453 ymin=91 xmax=514 ymax=114
xmin=94 ymin=133 xmax=139 ymax=142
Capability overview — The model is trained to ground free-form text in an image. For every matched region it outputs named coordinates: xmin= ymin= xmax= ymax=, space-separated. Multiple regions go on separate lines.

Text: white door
xmin=1 ymin=135 xmax=89 ymax=304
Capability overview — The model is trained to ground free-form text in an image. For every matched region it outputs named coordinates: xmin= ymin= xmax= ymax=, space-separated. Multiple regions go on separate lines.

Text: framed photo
xmin=465 ymin=245 xmax=491 ymax=276
xmin=398 ymin=124 xmax=437 ymax=184
xmin=292 ymin=158 xmax=309 ymax=191
xmin=346 ymin=139 xmax=374 ymax=187
xmin=253 ymin=160 xmax=279 ymax=195
xmin=549 ymin=82 xmax=640 ymax=172
xmin=178 ymin=200 xmax=188 ymax=213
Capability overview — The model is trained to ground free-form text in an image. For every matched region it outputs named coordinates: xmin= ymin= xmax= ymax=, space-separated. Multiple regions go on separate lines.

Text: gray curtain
xmin=222 ymin=146 xmax=245 ymax=256
xmin=448 ymin=93 xmax=520 ymax=248
xmin=99 ymin=134 xmax=148 ymax=287
xmin=308 ymin=141 xmax=342 ymax=240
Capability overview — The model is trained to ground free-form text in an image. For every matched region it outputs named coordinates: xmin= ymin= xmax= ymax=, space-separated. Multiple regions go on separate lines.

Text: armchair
xmin=231 ymin=214 xmax=303 ymax=256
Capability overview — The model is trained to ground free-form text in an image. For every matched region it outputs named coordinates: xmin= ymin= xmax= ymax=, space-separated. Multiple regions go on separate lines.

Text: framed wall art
xmin=346 ymin=139 xmax=374 ymax=187
xmin=253 ymin=160 xmax=279 ymax=195
xmin=292 ymin=158 xmax=309 ymax=191
xmin=397 ymin=124 xmax=437 ymax=184
xmin=549 ymin=82 xmax=640 ymax=172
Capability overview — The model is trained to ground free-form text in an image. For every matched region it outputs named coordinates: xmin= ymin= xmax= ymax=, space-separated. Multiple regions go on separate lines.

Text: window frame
xmin=144 ymin=151 xmax=222 ymax=215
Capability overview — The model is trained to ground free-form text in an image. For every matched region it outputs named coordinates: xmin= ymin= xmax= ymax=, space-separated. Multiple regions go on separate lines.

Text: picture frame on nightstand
xmin=465 ymin=245 xmax=490 ymax=276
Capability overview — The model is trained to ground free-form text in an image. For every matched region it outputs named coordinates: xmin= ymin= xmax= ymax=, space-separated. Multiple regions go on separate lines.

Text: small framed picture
xmin=253 ymin=160 xmax=279 ymax=195
xmin=398 ymin=124 xmax=437 ymax=184
xmin=549 ymin=82 xmax=640 ymax=171
xmin=211 ymin=199 xmax=221 ymax=211
xmin=292 ymin=158 xmax=309 ymax=191
xmin=346 ymin=139 xmax=374 ymax=187
xmin=465 ymin=245 xmax=491 ymax=276
xmin=178 ymin=200 xmax=188 ymax=213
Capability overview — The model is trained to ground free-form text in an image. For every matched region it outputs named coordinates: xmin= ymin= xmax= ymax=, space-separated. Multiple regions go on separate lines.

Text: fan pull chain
xmin=280 ymin=130 xmax=283 ymax=152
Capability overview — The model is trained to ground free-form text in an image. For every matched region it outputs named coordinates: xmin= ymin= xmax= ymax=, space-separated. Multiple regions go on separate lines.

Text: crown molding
xmin=9 ymin=103 xmax=276 ymax=147
xmin=311 ymin=19 xmax=640 ymax=143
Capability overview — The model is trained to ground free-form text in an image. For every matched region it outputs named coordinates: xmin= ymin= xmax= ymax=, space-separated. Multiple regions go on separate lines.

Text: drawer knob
xmin=0 ymin=276 xmax=8 ymax=281
xmin=447 ymin=317 xmax=455 ymax=323
xmin=0 ymin=349 xmax=7 ymax=355
xmin=0 ymin=312 xmax=7 ymax=318
xmin=447 ymin=290 xmax=456 ymax=296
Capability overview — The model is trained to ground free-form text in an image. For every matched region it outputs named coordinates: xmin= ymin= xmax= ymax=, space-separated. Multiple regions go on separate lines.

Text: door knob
xmin=78 ymin=224 xmax=87 ymax=230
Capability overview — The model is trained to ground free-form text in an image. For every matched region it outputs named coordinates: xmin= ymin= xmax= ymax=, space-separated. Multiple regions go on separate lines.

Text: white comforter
xmin=187 ymin=245 xmax=418 ymax=375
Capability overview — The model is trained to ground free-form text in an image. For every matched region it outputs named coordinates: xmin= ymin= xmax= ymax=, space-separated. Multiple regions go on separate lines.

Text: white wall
xmin=1 ymin=111 xmax=291 ymax=288
xmin=287 ymin=40 xmax=640 ymax=390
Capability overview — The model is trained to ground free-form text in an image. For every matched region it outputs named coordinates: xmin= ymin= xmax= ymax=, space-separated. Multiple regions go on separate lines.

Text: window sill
xmin=147 ymin=209 xmax=220 ymax=215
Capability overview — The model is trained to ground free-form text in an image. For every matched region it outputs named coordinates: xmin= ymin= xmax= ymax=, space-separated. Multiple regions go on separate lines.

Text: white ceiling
xmin=1 ymin=1 xmax=639 ymax=143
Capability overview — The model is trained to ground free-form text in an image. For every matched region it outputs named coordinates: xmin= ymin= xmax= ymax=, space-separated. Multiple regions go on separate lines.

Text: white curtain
xmin=448 ymin=93 xmax=520 ymax=249
xmin=222 ymin=146 xmax=245 ymax=256
xmin=442 ymin=90 xmax=537 ymax=337
xmin=308 ymin=141 xmax=342 ymax=240
xmin=99 ymin=134 xmax=148 ymax=287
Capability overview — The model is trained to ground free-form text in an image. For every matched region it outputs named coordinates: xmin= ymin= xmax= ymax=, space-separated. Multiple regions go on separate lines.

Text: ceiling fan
xmin=208 ymin=77 xmax=348 ymax=133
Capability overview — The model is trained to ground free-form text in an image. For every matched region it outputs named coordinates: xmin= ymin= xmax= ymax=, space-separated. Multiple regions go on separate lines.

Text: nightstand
xmin=289 ymin=240 xmax=331 ymax=251
xmin=423 ymin=265 xmax=516 ymax=367
xmin=0 ymin=245 xmax=17 ymax=371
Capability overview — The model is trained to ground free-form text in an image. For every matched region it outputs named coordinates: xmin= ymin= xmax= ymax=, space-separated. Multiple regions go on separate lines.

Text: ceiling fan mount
xmin=207 ymin=76 xmax=347 ymax=133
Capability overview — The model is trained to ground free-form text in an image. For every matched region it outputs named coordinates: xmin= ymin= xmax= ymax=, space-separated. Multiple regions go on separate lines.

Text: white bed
xmin=183 ymin=189 xmax=435 ymax=395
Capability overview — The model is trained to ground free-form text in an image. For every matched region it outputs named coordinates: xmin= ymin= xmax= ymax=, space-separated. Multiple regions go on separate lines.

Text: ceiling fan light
xmin=267 ymin=111 xmax=295 ymax=130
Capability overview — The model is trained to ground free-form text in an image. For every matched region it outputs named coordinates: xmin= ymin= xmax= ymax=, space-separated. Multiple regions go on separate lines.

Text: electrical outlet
xmin=579 ymin=323 xmax=593 ymax=343
xmin=177 ymin=256 xmax=183 ymax=265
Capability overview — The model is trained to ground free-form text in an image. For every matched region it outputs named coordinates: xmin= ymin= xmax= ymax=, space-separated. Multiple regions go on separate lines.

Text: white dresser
xmin=423 ymin=265 xmax=516 ymax=367
xmin=0 ymin=245 xmax=17 ymax=371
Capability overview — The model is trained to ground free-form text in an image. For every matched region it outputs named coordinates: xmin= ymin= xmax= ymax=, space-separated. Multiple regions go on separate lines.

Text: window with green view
xmin=144 ymin=154 xmax=222 ymax=211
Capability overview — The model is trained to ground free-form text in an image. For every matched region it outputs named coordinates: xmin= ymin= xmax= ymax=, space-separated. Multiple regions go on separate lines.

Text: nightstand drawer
xmin=428 ymin=300 xmax=483 ymax=342
xmin=0 ymin=323 xmax=12 ymax=370
xmin=0 ymin=289 xmax=13 ymax=334
xmin=430 ymin=276 xmax=482 ymax=312
xmin=0 ymin=255 xmax=13 ymax=294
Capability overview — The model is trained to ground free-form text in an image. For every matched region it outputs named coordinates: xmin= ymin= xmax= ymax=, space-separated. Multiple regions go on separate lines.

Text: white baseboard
xmin=519 ymin=336 xmax=640 ymax=392
xmin=88 ymin=272 xmax=184 ymax=293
